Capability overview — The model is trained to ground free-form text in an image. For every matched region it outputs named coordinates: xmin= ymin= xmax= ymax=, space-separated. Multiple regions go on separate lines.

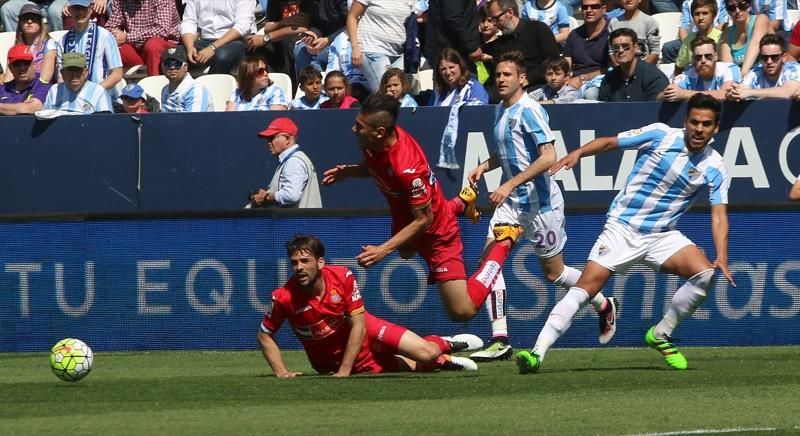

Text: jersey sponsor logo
xmin=293 ymin=315 xmax=346 ymax=340
xmin=434 ymin=267 xmax=449 ymax=273
xmin=410 ymin=178 xmax=427 ymax=198
xmin=402 ymin=168 xmax=416 ymax=174
xmin=476 ymin=261 xmax=501 ymax=288
xmin=351 ymin=281 xmax=362 ymax=302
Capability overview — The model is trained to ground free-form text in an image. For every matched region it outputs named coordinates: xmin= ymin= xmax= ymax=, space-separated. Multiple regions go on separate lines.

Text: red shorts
xmin=353 ymin=312 xmax=409 ymax=374
xmin=417 ymin=231 xmax=467 ymax=284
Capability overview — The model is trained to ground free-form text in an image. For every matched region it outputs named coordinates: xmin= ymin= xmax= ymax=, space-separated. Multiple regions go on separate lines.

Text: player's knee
xmin=447 ymin=306 xmax=476 ymax=322
xmin=689 ymin=268 xmax=715 ymax=294
xmin=417 ymin=342 xmax=441 ymax=362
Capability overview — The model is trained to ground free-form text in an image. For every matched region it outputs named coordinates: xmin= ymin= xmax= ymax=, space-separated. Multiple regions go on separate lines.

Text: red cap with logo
xmin=7 ymin=45 xmax=33 ymax=63
xmin=257 ymin=117 xmax=299 ymax=138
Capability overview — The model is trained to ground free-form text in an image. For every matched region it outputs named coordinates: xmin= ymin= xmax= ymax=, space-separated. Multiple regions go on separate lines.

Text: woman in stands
xmin=6 ymin=4 xmax=57 ymax=84
xmin=718 ymin=0 xmax=770 ymax=76
xmin=429 ymin=48 xmax=489 ymax=106
xmin=226 ymin=56 xmax=289 ymax=111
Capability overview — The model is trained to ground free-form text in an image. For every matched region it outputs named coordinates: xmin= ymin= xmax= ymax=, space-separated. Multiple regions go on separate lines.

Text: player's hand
xmin=322 ymin=164 xmax=349 ymax=185
xmin=467 ymin=166 xmax=485 ymax=187
xmin=550 ymin=151 xmax=580 ymax=175
xmin=713 ymin=259 xmax=736 ymax=287
xmin=489 ymin=184 xmax=511 ymax=207
xmin=275 ymin=371 xmax=302 ymax=378
xmin=356 ymin=244 xmax=390 ymax=268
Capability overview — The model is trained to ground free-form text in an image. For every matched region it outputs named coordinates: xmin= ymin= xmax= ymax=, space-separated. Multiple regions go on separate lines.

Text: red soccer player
xmin=257 ymin=234 xmax=482 ymax=377
xmin=322 ymin=94 xmax=522 ymax=322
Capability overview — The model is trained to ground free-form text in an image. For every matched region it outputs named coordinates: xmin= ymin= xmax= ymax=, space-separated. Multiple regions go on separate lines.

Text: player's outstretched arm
xmin=790 ymin=177 xmax=800 ymax=201
xmin=333 ymin=312 xmax=366 ymax=378
xmin=467 ymin=153 xmax=500 ymax=187
xmin=550 ymin=136 xmax=619 ymax=174
xmin=257 ymin=331 xmax=302 ymax=378
xmin=710 ymin=204 xmax=736 ymax=287
xmin=322 ymin=161 xmax=369 ymax=185
xmin=356 ymin=202 xmax=433 ymax=268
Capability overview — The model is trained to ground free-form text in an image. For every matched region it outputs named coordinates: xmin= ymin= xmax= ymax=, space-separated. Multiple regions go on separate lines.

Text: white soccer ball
xmin=50 ymin=338 xmax=93 ymax=382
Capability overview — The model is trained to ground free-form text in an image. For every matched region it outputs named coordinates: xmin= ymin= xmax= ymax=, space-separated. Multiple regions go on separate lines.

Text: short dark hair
xmin=691 ymin=0 xmax=718 ymax=16
xmin=488 ymin=0 xmax=519 ymax=16
xmin=285 ymin=234 xmax=325 ymax=258
xmin=759 ymin=33 xmax=786 ymax=52
xmin=691 ymin=35 xmax=717 ymax=52
xmin=496 ymin=50 xmax=526 ymax=74
xmin=360 ymin=93 xmax=400 ymax=134
xmin=687 ymin=93 xmax=722 ymax=124
xmin=298 ymin=65 xmax=322 ymax=86
xmin=544 ymin=55 xmax=571 ymax=74
xmin=609 ymin=28 xmax=638 ymax=45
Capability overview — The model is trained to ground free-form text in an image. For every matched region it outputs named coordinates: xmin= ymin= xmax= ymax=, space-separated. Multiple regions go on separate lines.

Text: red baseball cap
xmin=257 ymin=117 xmax=298 ymax=138
xmin=7 ymin=45 xmax=33 ymax=63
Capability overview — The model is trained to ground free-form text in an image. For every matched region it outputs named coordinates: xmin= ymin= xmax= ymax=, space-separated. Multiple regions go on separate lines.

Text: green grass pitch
xmin=2 ymin=346 xmax=800 ymax=435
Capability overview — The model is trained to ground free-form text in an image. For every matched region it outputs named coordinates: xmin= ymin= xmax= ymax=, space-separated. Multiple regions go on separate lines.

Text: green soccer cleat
xmin=516 ymin=350 xmax=542 ymax=374
xmin=470 ymin=340 xmax=513 ymax=362
xmin=645 ymin=326 xmax=688 ymax=370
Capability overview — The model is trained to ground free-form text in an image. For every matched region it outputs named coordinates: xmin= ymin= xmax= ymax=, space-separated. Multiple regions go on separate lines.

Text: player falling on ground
xmin=517 ymin=93 xmax=736 ymax=373
xmin=322 ymin=94 xmax=514 ymax=323
xmin=258 ymin=235 xmax=483 ymax=377
xmin=466 ymin=51 xmax=618 ymax=362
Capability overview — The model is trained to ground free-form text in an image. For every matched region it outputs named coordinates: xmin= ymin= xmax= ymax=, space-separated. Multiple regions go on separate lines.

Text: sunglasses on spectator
xmin=581 ymin=3 xmax=604 ymax=10
xmin=162 ymin=59 xmax=184 ymax=69
xmin=489 ymin=9 xmax=509 ymax=21
xmin=725 ymin=1 xmax=749 ymax=12
xmin=693 ymin=53 xmax=714 ymax=62
xmin=256 ymin=67 xmax=268 ymax=76
xmin=760 ymin=53 xmax=783 ymax=62
xmin=611 ymin=43 xmax=632 ymax=52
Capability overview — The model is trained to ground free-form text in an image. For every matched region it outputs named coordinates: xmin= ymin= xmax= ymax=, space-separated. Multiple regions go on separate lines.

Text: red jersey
xmin=260 ymin=265 xmax=373 ymax=374
xmin=362 ymin=127 xmax=460 ymax=247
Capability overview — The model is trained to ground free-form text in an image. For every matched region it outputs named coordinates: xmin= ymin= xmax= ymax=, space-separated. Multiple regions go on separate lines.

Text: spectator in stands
xmin=116 ymin=83 xmax=159 ymax=113
xmin=379 ymin=67 xmax=417 ymax=107
xmin=2 ymin=0 xmax=67 ymax=32
xmin=0 ymin=44 xmax=51 ymax=115
xmin=293 ymin=0 xmax=348 ymax=80
xmin=423 ymin=0 xmax=483 ymax=71
xmin=599 ymin=28 xmax=669 ymax=101
xmin=608 ymin=0 xmax=660 ymax=64
xmin=249 ymin=117 xmax=322 ymax=208
xmin=57 ymin=0 xmax=123 ymax=93
xmin=484 ymin=0 xmax=561 ymax=90
xmin=106 ymin=0 xmax=181 ymax=77
xmin=244 ymin=1 xmax=310 ymax=78
xmin=719 ymin=0 xmax=770 ymax=77
xmin=751 ymin=0 xmax=790 ymax=36
xmin=43 ymin=52 xmax=112 ymax=113
xmin=649 ymin=0 xmax=680 ymax=13
xmin=659 ymin=35 xmax=740 ymax=100
xmin=789 ymin=175 xmax=800 ymax=200
xmin=789 ymin=20 xmax=800 ymax=61
xmin=430 ymin=48 xmax=489 ymax=106
xmin=4 ymin=4 xmax=57 ymax=84
xmin=662 ymin=0 xmax=727 ymax=64
xmin=326 ymin=32 xmax=370 ymax=103
xmin=346 ymin=0 xmax=414 ymax=93
xmin=159 ymin=46 xmax=214 ymax=112
xmin=727 ymin=34 xmax=800 ymax=100
xmin=528 ymin=56 xmax=580 ymax=103
xmin=320 ymin=70 xmax=361 ymax=108
xmin=226 ymin=56 xmax=289 ymax=111
xmin=674 ymin=0 xmax=721 ymax=75
xmin=289 ymin=65 xmax=328 ymax=110
xmin=564 ymin=0 xmax=611 ymax=99
xmin=179 ymin=0 xmax=253 ymax=75
xmin=477 ymin=4 xmax=501 ymax=84
xmin=520 ymin=0 xmax=571 ymax=44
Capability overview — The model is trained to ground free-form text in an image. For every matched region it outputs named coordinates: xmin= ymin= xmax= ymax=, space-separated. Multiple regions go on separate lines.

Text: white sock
xmin=484 ymin=272 xmax=508 ymax=338
xmin=533 ymin=287 xmax=590 ymax=361
xmin=552 ymin=265 xmax=607 ymax=312
xmin=655 ymin=269 xmax=713 ymax=338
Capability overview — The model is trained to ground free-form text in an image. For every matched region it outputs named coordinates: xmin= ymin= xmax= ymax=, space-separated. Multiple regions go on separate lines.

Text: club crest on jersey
xmin=687 ymin=167 xmax=701 ymax=179
xmin=508 ymin=119 xmax=517 ymax=130
xmin=410 ymin=178 xmax=427 ymax=198
xmin=597 ymin=243 xmax=610 ymax=256
xmin=622 ymin=128 xmax=642 ymax=137
xmin=329 ymin=289 xmax=341 ymax=303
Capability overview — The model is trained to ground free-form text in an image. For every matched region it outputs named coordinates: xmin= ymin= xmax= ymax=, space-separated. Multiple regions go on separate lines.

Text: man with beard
xmin=726 ymin=34 xmax=800 ymax=100
xmin=659 ymin=35 xmax=740 ymax=101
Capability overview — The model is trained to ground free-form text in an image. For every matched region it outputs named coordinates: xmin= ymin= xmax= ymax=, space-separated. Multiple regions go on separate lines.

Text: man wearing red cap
xmin=249 ymin=117 xmax=322 ymax=208
xmin=0 ymin=45 xmax=52 ymax=115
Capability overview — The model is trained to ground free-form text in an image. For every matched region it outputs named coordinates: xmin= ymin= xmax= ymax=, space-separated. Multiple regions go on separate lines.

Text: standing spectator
xmin=346 ymin=0 xmax=414 ymax=93
xmin=484 ymin=0 xmax=561 ymax=90
xmin=659 ymin=35 xmax=740 ymax=101
xmin=293 ymin=0 xmax=349 ymax=80
xmin=608 ymin=0 xmax=661 ymax=64
xmin=226 ymin=56 xmax=289 ymax=111
xmin=57 ymin=0 xmax=123 ymax=92
xmin=0 ymin=44 xmax=52 ymax=115
xmin=718 ymin=0 xmax=770 ymax=77
xmin=599 ymin=28 xmax=669 ymax=101
xmin=379 ymin=67 xmax=418 ymax=108
xmin=528 ymin=56 xmax=580 ymax=103
xmin=180 ymin=0 xmax=254 ymax=75
xmin=289 ymin=65 xmax=328 ymax=109
xmin=430 ymin=48 xmax=489 ymax=106
xmin=4 ymin=4 xmax=58 ymax=84
xmin=326 ymin=32 xmax=369 ymax=101
xmin=159 ymin=46 xmax=214 ymax=112
xmin=423 ymin=0 xmax=483 ymax=71
xmin=674 ymin=0 xmax=721 ymax=75
xmin=249 ymin=117 xmax=323 ymax=208
xmin=319 ymin=70 xmax=361 ymax=108
xmin=43 ymin=52 xmax=112 ymax=113
xmin=727 ymin=34 xmax=800 ymax=100
xmin=564 ymin=0 xmax=611 ymax=98
xmin=105 ymin=0 xmax=181 ymax=77
xmin=520 ymin=0 xmax=571 ymax=44
xmin=2 ymin=0 xmax=67 ymax=32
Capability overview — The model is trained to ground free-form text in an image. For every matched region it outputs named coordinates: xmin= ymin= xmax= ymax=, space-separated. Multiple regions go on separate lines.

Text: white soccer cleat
xmin=440 ymin=334 xmax=484 ymax=352
xmin=470 ymin=341 xmax=514 ymax=362
xmin=440 ymin=355 xmax=479 ymax=371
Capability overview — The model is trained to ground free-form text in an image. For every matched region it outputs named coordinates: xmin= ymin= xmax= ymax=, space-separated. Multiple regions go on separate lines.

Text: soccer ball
xmin=50 ymin=338 xmax=93 ymax=382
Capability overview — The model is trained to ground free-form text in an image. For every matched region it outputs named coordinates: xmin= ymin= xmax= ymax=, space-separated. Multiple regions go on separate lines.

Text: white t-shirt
xmin=355 ymin=0 xmax=414 ymax=56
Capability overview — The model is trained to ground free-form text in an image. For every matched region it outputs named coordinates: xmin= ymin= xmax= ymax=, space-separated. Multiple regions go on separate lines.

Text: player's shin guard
xmin=655 ymin=269 xmax=713 ymax=338
xmin=424 ymin=335 xmax=451 ymax=354
xmin=467 ymin=242 xmax=512 ymax=309
xmin=533 ymin=287 xmax=590 ymax=360
xmin=485 ymin=272 xmax=508 ymax=339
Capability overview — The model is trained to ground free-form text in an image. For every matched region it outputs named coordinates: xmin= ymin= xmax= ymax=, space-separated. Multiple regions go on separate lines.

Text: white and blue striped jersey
xmin=751 ymin=0 xmax=791 ymax=31
xmin=399 ymin=93 xmax=418 ymax=108
xmin=741 ymin=61 xmax=800 ymax=89
xmin=289 ymin=95 xmax=328 ymax=110
xmin=493 ymin=93 xmax=563 ymax=213
xmin=228 ymin=84 xmax=289 ymax=111
xmin=58 ymin=25 xmax=123 ymax=85
xmin=521 ymin=0 xmax=571 ymax=36
xmin=608 ymin=123 xmax=729 ymax=233
xmin=160 ymin=74 xmax=214 ymax=113
xmin=43 ymin=81 xmax=113 ymax=113
xmin=674 ymin=62 xmax=741 ymax=90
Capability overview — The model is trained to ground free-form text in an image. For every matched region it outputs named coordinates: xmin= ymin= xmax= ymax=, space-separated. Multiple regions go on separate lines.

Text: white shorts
xmin=588 ymin=220 xmax=694 ymax=274
xmin=487 ymin=202 xmax=567 ymax=259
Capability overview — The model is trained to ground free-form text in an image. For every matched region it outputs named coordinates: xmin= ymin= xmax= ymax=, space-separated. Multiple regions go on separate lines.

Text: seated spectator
xmin=106 ymin=0 xmax=181 ymax=77
xmin=528 ymin=55 xmax=580 ymax=103
xmin=477 ymin=4 xmax=501 ymax=84
xmin=662 ymin=0 xmax=728 ymax=64
xmin=226 ymin=56 xmax=289 ymax=111
xmin=326 ymin=32 xmax=370 ymax=103
xmin=790 ymin=20 xmax=800 ymax=61
xmin=659 ymin=35 xmax=740 ymax=100
xmin=751 ymin=0 xmax=790 ymax=35
xmin=57 ymin=0 xmax=123 ymax=93
xmin=43 ymin=52 xmax=112 ymax=113
xmin=608 ymin=0 xmax=660 ymax=64
xmin=564 ymin=0 xmax=612 ymax=99
xmin=0 ymin=45 xmax=52 ymax=115
xmin=599 ymin=28 xmax=669 ymax=101
xmin=5 ymin=4 xmax=58 ymax=84
xmin=180 ymin=0 xmax=254 ymax=75
xmin=2 ymin=0 xmax=67 ymax=33
xmin=320 ymin=70 xmax=361 ymax=109
xmin=727 ymin=34 xmax=800 ymax=100
xmin=719 ymin=0 xmax=770 ymax=76
xmin=379 ymin=67 xmax=417 ymax=108
xmin=116 ymin=83 xmax=160 ymax=113
xmin=289 ymin=66 xmax=328 ymax=110
xmin=674 ymin=0 xmax=722 ymax=75
xmin=520 ymin=0 xmax=571 ymax=44
xmin=429 ymin=48 xmax=489 ymax=106
xmin=159 ymin=46 xmax=214 ymax=112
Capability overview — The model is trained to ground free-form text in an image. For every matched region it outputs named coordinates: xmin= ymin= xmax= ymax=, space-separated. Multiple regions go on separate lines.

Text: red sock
xmin=424 ymin=335 xmax=452 ymax=354
xmin=448 ymin=196 xmax=466 ymax=216
xmin=416 ymin=354 xmax=448 ymax=372
xmin=467 ymin=242 xmax=512 ymax=309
